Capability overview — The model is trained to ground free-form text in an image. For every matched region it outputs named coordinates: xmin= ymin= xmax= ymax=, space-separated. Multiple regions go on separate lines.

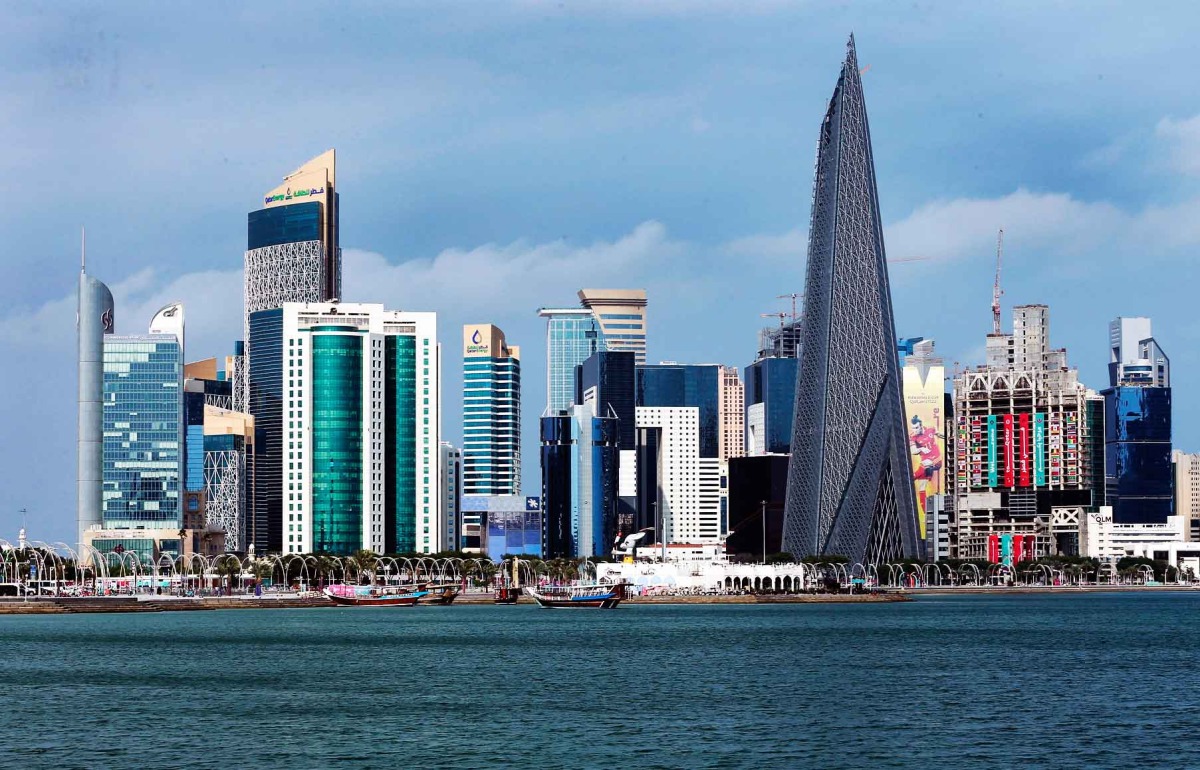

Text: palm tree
xmin=215 ymin=555 xmax=241 ymax=594
xmin=350 ymin=549 xmax=378 ymax=585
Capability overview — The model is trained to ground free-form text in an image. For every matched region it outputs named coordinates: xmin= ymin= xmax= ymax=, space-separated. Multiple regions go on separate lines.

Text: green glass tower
xmin=311 ymin=328 xmax=364 ymax=554
xmin=386 ymin=335 xmax=417 ymax=553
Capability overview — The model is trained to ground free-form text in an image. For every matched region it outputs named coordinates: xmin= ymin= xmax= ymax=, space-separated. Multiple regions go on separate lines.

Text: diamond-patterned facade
xmin=782 ymin=37 xmax=922 ymax=564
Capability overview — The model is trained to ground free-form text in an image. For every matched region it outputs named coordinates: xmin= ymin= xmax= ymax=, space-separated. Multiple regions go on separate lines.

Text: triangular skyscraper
xmin=782 ymin=36 xmax=922 ymax=564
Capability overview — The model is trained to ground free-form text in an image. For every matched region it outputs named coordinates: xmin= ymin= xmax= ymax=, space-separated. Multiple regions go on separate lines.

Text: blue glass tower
xmin=636 ymin=364 xmax=720 ymax=458
xmin=537 ymin=308 xmax=606 ymax=414
xmin=102 ymin=336 xmax=184 ymax=528
xmin=744 ymin=357 xmax=798 ymax=455
xmin=1103 ymin=317 xmax=1172 ymax=524
xmin=782 ymin=38 xmax=921 ymax=564
xmin=576 ymin=350 xmax=636 ymax=448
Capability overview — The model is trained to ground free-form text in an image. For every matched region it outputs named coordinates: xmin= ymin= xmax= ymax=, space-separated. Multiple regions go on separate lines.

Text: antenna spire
xmin=81 ymin=226 xmax=86 ymax=273
xmin=992 ymin=228 xmax=1004 ymax=335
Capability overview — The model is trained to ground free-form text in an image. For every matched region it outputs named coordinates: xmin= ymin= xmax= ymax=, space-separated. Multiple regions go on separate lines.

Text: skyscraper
xmin=462 ymin=324 xmax=521 ymax=496
xmin=538 ymin=288 xmax=647 ymax=415
xmin=537 ymin=307 xmax=605 ymax=414
xmin=718 ymin=365 xmax=744 ymax=462
xmin=101 ymin=306 xmax=185 ymax=532
xmin=953 ymin=305 xmax=1102 ymax=560
xmin=578 ymin=289 xmax=647 ymax=365
xmin=77 ymin=264 xmax=115 ymax=548
xmin=782 ymin=37 xmax=922 ymax=564
xmin=244 ymin=151 xmax=342 ymax=552
xmin=1103 ymin=317 xmax=1172 ymax=524
xmin=244 ymin=150 xmax=341 ymax=320
xmin=636 ymin=364 xmax=730 ymax=546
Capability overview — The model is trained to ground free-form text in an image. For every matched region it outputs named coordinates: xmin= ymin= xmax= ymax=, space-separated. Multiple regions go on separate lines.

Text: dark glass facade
xmin=634 ymin=426 xmax=661 ymax=539
xmin=311 ymin=330 xmax=363 ymax=554
xmin=584 ymin=415 xmax=621 ymax=556
xmin=744 ymin=357 xmax=798 ymax=455
xmin=576 ymin=351 xmax=636 ymax=448
xmin=726 ymin=455 xmax=789 ymax=559
xmin=1103 ymin=386 xmax=1172 ymax=524
xmin=540 ymin=415 xmax=575 ymax=558
xmin=247 ymin=202 xmax=322 ymax=251
xmin=478 ymin=497 xmax=543 ymax=561
xmin=385 ymin=335 xmax=417 ymax=553
xmin=248 ymin=309 xmax=284 ymax=553
xmin=636 ymin=364 xmax=719 ymax=458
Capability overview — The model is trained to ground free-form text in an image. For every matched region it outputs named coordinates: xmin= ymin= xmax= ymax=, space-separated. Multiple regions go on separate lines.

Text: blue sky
xmin=3 ymin=1 xmax=1199 ymax=543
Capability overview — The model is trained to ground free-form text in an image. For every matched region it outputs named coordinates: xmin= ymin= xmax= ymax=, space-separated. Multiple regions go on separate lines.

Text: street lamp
xmin=760 ymin=500 xmax=768 ymax=565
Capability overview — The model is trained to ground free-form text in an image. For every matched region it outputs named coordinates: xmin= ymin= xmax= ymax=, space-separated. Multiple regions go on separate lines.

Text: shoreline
xmin=2 ymin=585 xmax=1194 ymax=614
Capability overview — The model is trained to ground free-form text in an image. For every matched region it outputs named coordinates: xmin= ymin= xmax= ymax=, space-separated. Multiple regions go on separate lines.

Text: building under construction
xmin=952 ymin=304 xmax=1105 ymax=560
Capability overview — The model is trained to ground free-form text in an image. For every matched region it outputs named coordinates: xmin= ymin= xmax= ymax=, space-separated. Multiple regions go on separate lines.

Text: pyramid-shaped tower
xmin=782 ymin=37 xmax=922 ymax=564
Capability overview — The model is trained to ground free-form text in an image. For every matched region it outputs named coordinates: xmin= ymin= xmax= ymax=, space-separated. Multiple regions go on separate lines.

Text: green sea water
xmin=1 ymin=592 xmax=1198 ymax=768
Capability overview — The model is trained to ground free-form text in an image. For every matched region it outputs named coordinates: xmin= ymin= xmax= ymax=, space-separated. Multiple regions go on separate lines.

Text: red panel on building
xmin=988 ymin=533 xmax=1000 ymax=563
xmin=1003 ymin=414 xmax=1015 ymax=487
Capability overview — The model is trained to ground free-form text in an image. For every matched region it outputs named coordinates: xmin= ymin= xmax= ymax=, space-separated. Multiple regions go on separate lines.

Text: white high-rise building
xmin=274 ymin=302 xmax=441 ymax=555
xmin=636 ymin=406 xmax=726 ymax=544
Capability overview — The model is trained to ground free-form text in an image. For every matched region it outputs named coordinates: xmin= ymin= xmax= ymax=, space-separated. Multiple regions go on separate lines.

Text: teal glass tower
xmin=311 ymin=328 xmax=364 ymax=554
xmin=462 ymin=324 xmax=521 ymax=496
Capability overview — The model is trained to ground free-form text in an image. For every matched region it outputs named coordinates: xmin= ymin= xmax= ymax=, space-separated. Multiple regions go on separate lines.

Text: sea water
xmin=1 ymin=592 xmax=1198 ymax=768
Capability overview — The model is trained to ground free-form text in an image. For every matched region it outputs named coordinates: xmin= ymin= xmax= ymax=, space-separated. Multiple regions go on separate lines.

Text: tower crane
xmin=776 ymin=293 xmax=802 ymax=324
xmin=992 ymin=229 xmax=1004 ymax=335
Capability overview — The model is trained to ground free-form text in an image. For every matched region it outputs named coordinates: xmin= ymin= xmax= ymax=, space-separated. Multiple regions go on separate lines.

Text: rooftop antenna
xmin=992 ymin=228 xmax=1004 ymax=335
xmin=81 ymin=226 xmax=86 ymax=272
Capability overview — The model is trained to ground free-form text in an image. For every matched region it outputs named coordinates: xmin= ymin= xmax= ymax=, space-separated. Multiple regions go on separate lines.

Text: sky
xmin=3 ymin=1 xmax=1199 ymax=544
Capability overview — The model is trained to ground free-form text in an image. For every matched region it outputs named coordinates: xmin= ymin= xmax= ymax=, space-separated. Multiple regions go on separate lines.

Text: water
xmin=2 ymin=592 xmax=1198 ymax=768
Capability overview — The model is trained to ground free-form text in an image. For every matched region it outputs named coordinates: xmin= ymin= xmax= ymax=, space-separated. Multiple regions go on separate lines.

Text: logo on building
xmin=100 ymin=309 xmax=113 ymax=333
xmin=525 ymin=497 xmax=541 ymax=511
xmin=471 ymin=330 xmax=482 ymax=344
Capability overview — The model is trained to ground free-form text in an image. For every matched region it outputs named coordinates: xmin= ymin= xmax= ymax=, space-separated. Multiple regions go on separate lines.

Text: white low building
xmin=1084 ymin=508 xmax=1200 ymax=575
xmin=593 ymin=558 xmax=811 ymax=594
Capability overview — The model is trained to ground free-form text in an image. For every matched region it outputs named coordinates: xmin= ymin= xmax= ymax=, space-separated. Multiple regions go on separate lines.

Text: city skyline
xmin=5 ymin=4 xmax=1200 ymax=542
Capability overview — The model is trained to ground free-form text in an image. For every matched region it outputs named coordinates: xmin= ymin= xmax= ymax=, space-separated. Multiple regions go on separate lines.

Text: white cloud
xmin=1156 ymin=114 xmax=1200 ymax=175
xmin=724 ymin=228 xmax=806 ymax=260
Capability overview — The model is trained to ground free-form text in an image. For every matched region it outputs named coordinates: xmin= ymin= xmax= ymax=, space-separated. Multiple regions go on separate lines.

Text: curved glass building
xmin=311 ymin=327 xmax=364 ymax=553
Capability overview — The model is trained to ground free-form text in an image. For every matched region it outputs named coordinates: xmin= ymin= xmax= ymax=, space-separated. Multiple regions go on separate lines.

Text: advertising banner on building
xmin=1002 ymin=414 xmax=1015 ymax=487
xmin=1033 ymin=413 xmax=1046 ymax=486
xmin=1018 ymin=413 xmax=1031 ymax=487
xmin=987 ymin=415 xmax=998 ymax=488
xmin=903 ymin=359 xmax=945 ymax=541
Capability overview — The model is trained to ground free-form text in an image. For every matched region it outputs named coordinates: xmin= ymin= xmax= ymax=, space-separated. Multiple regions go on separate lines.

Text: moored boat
xmin=494 ymin=586 xmax=521 ymax=604
xmin=323 ymin=584 xmax=428 ymax=606
xmin=417 ymin=585 xmax=459 ymax=605
xmin=526 ymin=582 xmax=628 ymax=609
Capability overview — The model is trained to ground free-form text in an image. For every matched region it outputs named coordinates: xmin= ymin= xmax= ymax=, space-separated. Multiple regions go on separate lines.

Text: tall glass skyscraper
xmin=578 ymin=289 xmax=647 ymax=365
xmin=245 ymin=151 xmax=341 ymax=551
xmin=1103 ymin=317 xmax=1172 ymax=524
xmin=244 ymin=150 xmax=340 ymax=323
xmin=462 ymin=324 xmax=521 ymax=496
xmin=102 ymin=320 xmax=184 ymax=530
xmin=783 ymin=37 xmax=921 ymax=564
xmin=537 ymin=308 xmax=605 ymax=414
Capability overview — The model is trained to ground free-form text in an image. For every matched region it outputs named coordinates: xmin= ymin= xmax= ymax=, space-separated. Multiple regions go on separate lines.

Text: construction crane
xmin=760 ymin=311 xmax=789 ymax=330
xmin=776 ymin=293 xmax=802 ymax=324
xmin=992 ymin=228 xmax=1004 ymax=335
